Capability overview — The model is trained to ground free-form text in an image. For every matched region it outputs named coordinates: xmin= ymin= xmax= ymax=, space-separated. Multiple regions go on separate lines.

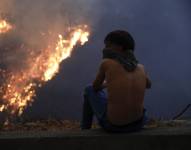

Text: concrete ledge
xmin=0 ymin=122 xmax=191 ymax=150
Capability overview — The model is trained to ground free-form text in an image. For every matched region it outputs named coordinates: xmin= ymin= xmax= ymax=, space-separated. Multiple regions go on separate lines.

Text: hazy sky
xmin=1 ymin=0 xmax=191 ymax=120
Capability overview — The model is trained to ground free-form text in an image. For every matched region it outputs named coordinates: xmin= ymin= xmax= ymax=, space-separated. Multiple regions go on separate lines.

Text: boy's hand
xmin=146 ymin=77 xmax=152 ymax=89
xmin=101 ymin=82 xmax=107 ymax=89
xmin=93 ymin=82 xmax=107 ymax=92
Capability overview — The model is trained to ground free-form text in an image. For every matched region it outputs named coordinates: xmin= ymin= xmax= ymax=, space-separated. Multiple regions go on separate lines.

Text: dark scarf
xmin=103 ymin=48 xmax=138 ymax=72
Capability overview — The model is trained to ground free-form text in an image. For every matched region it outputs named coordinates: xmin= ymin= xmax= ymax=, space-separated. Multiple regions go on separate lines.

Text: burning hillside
xmin=0 ymin=17 xmax=90 ymax=121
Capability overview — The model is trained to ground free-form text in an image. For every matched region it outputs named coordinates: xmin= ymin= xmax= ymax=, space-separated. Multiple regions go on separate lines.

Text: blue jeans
xmin=81 ymin=85 xmax=147 ymax=133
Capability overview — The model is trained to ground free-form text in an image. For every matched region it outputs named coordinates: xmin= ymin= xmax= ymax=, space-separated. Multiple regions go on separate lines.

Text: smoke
xmin=0 ymin=0 xmax=100 ymax=120
xmin=98 ymin=0 xmax=191 ymax=119
xmin=0 ymin=0 xmax=101 ymax=71
xmin=1 ymin=0 xmax=189 ymax=120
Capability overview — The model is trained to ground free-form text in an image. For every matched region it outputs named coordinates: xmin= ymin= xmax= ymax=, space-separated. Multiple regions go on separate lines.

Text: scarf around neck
xmin=103 ymin=48 xmax=138 ymax=72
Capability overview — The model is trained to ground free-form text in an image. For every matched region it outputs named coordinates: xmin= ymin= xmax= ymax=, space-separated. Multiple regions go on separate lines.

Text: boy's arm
xmin=93 ymin=62 xmax=106 ymax=92
xmin=141 ymin=65 xmax=152 ymax=89
xmin=146 ymin=75 xmax=152 ymax=89
xmin=101 ymin=81 xmax=107 ymax=89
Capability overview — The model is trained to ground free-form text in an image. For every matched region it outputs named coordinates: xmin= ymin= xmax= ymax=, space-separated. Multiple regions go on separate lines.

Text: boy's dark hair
xmin=104 ymin=30 xmax=135 ymax=51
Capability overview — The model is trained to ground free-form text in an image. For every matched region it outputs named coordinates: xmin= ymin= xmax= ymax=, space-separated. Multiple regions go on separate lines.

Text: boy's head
xmin=104 ymin=30 xmax=135 ymax=52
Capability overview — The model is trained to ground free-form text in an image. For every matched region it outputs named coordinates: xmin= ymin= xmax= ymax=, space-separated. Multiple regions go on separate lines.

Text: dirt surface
xmin=0 ymin=119 xmax=98 ymax=132
xmin=0 ymin=119 xmax=191 ymax=138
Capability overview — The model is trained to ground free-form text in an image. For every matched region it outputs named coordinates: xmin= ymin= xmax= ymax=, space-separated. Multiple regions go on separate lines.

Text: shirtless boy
xmin=81 ymin=30 xmax=151 ymax=132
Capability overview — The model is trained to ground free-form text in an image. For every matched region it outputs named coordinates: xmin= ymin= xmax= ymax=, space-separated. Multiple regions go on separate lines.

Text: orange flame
xmin=43 ymin=29 xmax=89 ymax=81
xmin=0 ymin=19 xmax=12 ymax=34
xmin=0 ymin=26 xmax=90 ymax=116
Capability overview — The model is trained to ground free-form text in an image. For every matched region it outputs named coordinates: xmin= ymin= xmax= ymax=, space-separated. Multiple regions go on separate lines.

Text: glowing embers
xmin=0 ymin=19 xmax=13 ymax=34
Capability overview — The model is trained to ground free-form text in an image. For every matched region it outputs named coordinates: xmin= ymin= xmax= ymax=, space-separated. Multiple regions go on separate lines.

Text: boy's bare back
xmin=93 ymin=58 xmax=151 ymax=125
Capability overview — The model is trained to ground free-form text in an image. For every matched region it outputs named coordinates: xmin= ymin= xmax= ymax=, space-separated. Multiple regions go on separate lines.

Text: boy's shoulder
xmin=101 ymin=60 xmax=145 ymax=68
xmin=101 ymin=58 xmax=117 ymax=64
xmin=137 ymin=64 xmax=145 ymax=69
xmin=100 ymin=58 xmax=115 ymax=67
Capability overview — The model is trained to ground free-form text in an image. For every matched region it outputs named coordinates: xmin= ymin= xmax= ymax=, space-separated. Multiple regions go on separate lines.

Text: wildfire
xmin=43 ymin=28 xmax=89 ymax=81
xmin=0 ymin=26 xmax=90 ymax=116
xmin=0 ymin=19 xmax=13 ymax=34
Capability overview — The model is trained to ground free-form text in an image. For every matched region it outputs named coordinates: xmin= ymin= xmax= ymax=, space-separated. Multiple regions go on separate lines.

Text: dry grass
xmin=144 ymin=118 xmax=189 ymax=129
xmin=0 ymin=119 xmax=99 ymax=132
xmin=1 ymin=118 xmax=188 ymax=132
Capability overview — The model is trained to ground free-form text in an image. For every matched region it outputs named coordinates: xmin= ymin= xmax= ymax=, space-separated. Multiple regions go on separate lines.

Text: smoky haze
xmin=0 ymin=0 xmax=99 ymax=70
xmin=0 ymin=0 xmax=191 ymax=120
xmin=0 ymin=0 xmax=100 ymax=119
